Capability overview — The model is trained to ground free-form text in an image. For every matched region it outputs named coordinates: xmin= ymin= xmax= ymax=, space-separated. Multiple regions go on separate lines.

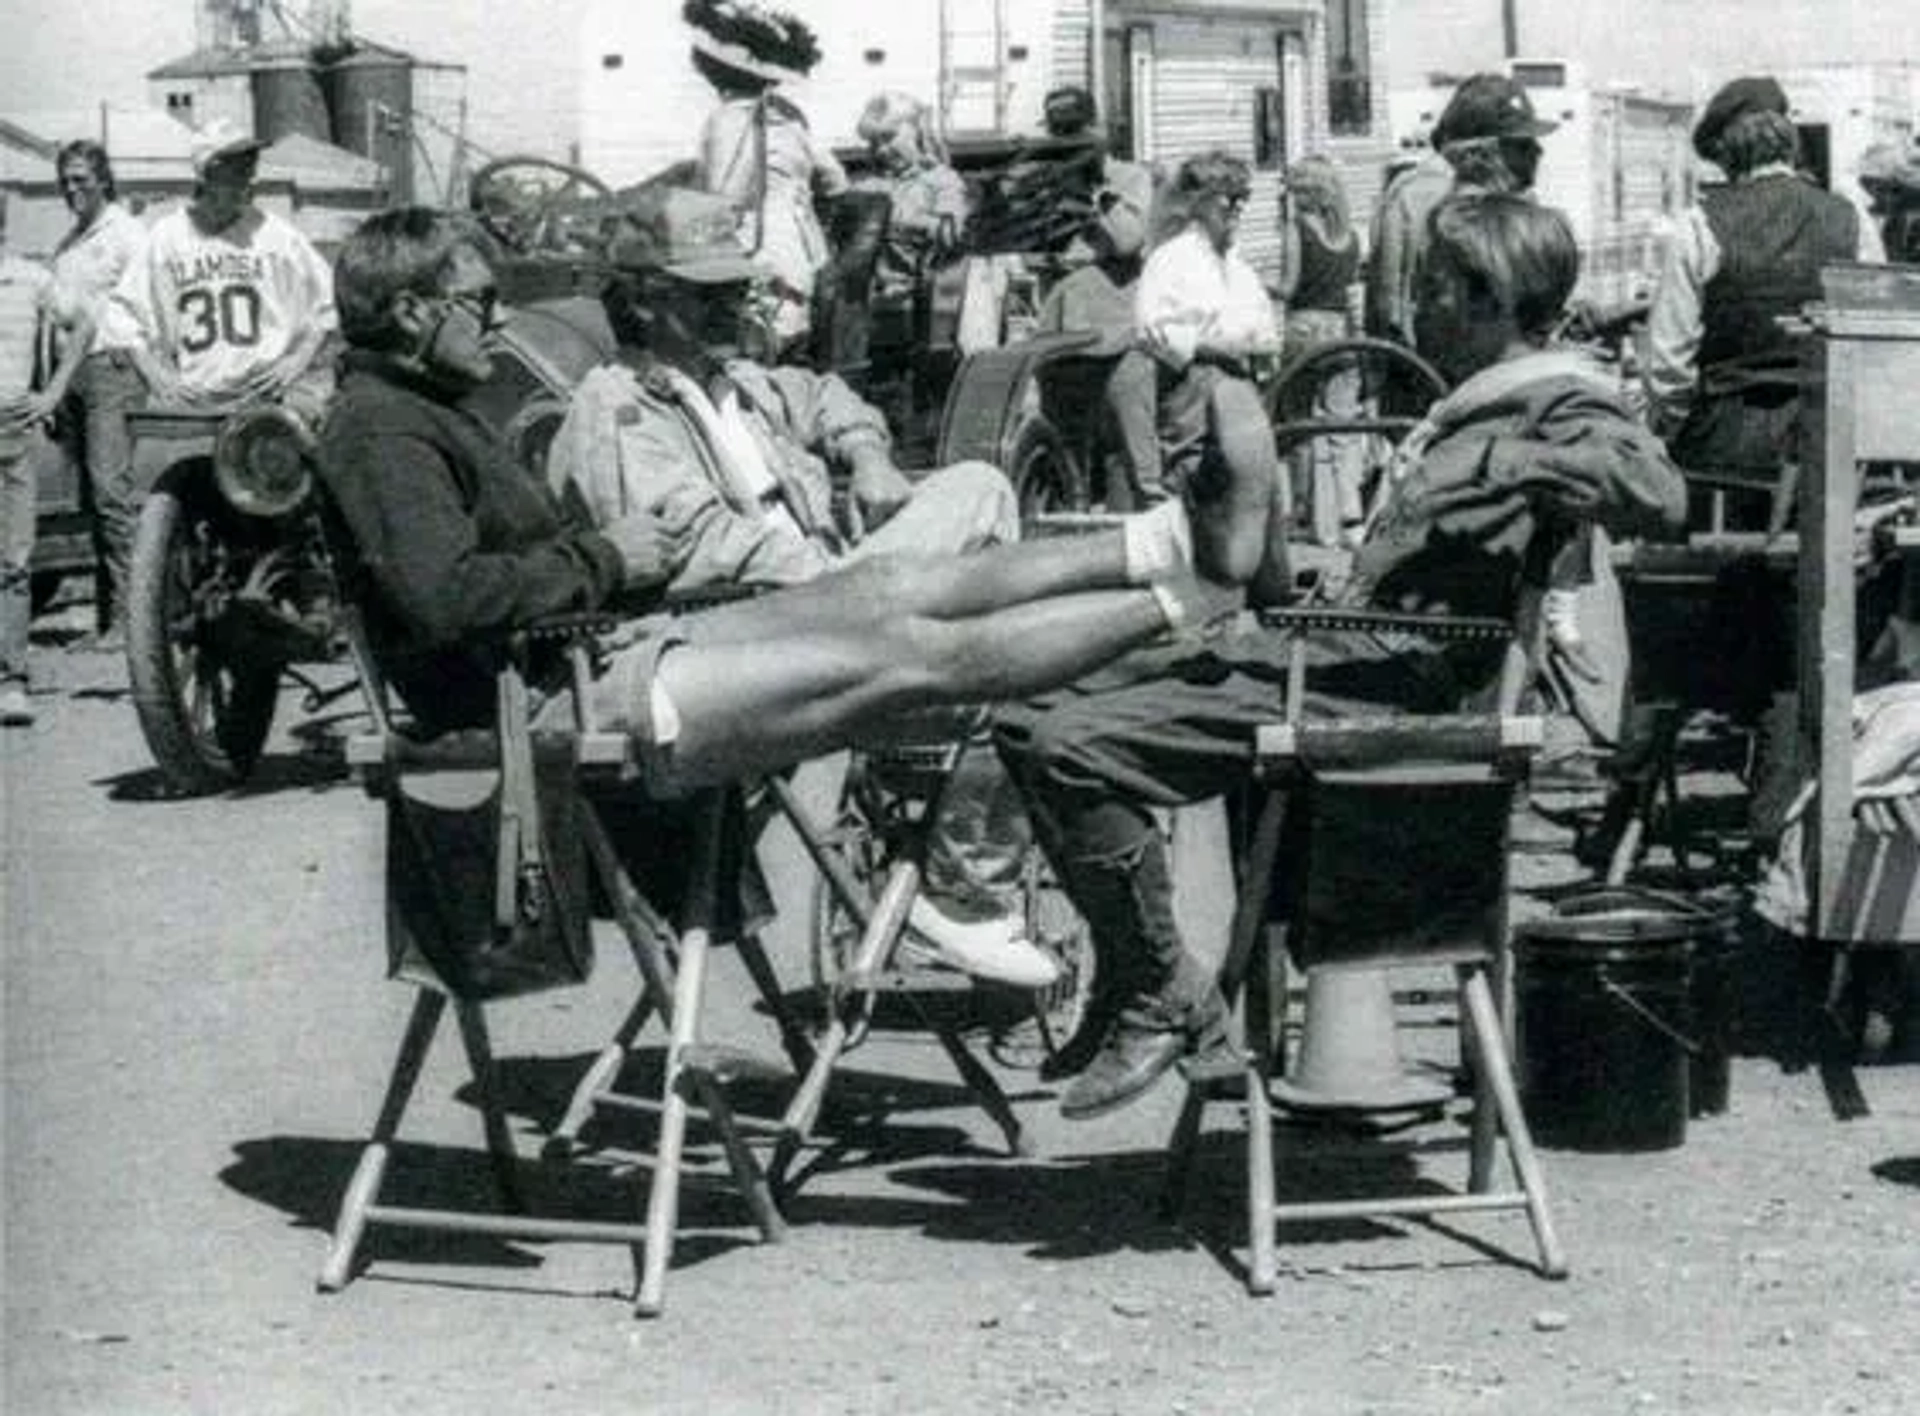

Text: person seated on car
xmin=994 ymin=193 xmax=1688 ymax=1120
xmin=542 ymin=184 xmax=1044 ymax=982
xmin=1133 ymin=150 xmax=1291 ymax=602
xmin=98 ymin=120 xmax=337 ymax=422
xmin=315 ymin=207 xmax=1230 ymax=993
xmin=853 ymin=91 xmax=972 ymax=309
xmin=1034 ymin=170 xmax=1164 ymax=508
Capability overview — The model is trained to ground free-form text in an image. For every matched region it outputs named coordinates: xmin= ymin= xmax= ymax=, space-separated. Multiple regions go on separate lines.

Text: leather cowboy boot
xmin=1053 ymin=836 xmax=1229 ymax=1120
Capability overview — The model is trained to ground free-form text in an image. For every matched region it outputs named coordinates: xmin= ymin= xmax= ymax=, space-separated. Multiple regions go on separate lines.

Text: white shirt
xmin=1133 ymin=224 xmax=1278 ymax=371
xmin=99 ymin=205 xmax=335 ymax=399
xmin=49 ymin=202 xmax=145 ymax=358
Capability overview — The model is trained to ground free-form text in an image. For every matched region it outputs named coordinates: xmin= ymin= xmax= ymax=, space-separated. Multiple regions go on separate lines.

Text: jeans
xmin=1 ymin=431 xmax=58 ymax=684
xmin=995 ymin=626 xmax=1484 ymax=1010
xmin=69 ymin=350 xmax=145 ymax=633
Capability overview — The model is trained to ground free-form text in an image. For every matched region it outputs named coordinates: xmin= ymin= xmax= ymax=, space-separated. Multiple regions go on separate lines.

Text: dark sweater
xmin=315 ymin=352 xmax=626 ymax=733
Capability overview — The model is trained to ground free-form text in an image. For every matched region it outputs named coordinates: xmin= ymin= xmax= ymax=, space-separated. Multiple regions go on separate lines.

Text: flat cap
xmin=1433 ymin=74 xmax=1557 ymax=146
xmin=1693 ymin=75 xmax=1790 ymax=159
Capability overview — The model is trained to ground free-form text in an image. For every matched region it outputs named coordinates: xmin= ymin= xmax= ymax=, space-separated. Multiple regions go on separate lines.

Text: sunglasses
xmin=444 ymin=287 xmax=502 ymax=332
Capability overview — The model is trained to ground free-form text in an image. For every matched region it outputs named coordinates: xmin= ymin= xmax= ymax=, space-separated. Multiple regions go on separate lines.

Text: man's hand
xmin=236 ymin=359 xmax=295 ymax=404
xmin=602 ymin=501 xmax=685 ymax=591
xmin=848 ymin=449 xmax=913 ymax=530
xmin=0 ymin=391 xmax=49 ymax=435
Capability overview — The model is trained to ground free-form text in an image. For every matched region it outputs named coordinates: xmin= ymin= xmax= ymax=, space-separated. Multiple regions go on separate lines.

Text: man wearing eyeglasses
xmin=99 ymin=119 xmax=337 ymax=421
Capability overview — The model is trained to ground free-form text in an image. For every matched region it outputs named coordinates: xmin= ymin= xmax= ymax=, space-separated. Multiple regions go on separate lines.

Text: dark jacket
xmin=315 ymin=352 xmax=626 ymax=733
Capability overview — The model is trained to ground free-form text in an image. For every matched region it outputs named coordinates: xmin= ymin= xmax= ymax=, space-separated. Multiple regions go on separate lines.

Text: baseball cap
xmin=1692 ymin=76 xmax=1790 ymax=159
xmin=191 ymin=117 xmax=267 ymax=175
xmin=603 ymin=185 xmax=766 ymax=283
xmin=1433 ymin=73 xmax=1557 ymax=146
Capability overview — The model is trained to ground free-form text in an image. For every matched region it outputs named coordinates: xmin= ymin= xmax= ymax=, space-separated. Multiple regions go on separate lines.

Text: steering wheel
xmin=468 ymin=156 xmax=613 ymax=255
xmin=1266 ymin=335 xmax=1448 ymax=442
xmin=1265 ymin=336 xmax=1449 ymax=553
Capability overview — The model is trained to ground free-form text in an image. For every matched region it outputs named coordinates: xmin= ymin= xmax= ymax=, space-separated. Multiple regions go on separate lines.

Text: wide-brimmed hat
xmin=603 ymin=186 xmax=766 ymax=284
xmin=683 ymin=0 xmax=821 ymax=85
xmin=190 ymin=117 xmax=266 ymax=175
xmin=1433 ymin=74 xmax=1557 ymax=146
xmin=1692 ymin=75 xmax=1790 ymax=159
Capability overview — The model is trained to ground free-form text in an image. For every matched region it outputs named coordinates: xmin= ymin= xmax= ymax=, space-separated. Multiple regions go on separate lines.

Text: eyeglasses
xmin=445 ymin=287 xmax=502 ymax=332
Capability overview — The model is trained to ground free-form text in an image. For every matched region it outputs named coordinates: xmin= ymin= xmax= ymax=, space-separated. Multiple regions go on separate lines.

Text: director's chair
xmin=316 ymin=606 xmax=796 ymax=1318
xmin=1161 ymin=606 xmax=1567 ymax=1293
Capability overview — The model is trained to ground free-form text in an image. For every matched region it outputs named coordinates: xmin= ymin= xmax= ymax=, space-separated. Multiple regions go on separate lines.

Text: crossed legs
xmin=596 ymin=529 xmax=1197 ymax=793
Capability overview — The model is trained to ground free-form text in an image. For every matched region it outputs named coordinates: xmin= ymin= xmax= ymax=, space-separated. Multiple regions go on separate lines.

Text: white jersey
xmin=100 ymin=205 xmax=335 ymax=399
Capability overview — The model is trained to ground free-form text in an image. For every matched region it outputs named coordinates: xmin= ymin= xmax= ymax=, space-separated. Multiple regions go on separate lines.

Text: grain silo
xmin=325 ymin=44 xmax=415 ymax=202
xmin=251 ymin=51 xmax=334 ymax=145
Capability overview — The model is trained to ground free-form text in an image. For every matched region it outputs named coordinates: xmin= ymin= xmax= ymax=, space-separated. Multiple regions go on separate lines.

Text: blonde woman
xmin=1279 ymin=154 xmax=1367 ymax=546
xmin=854 ymin=91 xmax=971 ymax=302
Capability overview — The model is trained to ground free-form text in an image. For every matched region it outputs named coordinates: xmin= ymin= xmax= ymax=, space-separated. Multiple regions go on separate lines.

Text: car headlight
xmin=213 ymin=405 xmax=316 ymax=518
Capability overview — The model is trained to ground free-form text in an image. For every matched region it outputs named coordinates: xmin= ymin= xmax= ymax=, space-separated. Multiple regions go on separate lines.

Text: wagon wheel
xmin=468 ymin=156 xmax=612 ymax=255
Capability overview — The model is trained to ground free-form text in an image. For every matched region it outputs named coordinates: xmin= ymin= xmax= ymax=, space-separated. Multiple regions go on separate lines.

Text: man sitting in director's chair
xmin=541 ymin=185 xmax=1052 ymax=987
xmin=314 ymin=206 xmax=1233 ymax=865
xmin=994 ymin=194 xmax=1691 ymax=1121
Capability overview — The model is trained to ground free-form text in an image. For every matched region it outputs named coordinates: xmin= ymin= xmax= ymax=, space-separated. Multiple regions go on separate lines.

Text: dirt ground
xmin=5 ymin=608 xmax=1920 ymax=1416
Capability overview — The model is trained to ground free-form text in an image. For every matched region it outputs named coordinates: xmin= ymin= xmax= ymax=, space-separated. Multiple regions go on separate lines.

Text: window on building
xmin=165 ymin=92 xmax=194 ymax=117
xmin=1326 ymin=0 xmax=1370 ymax=135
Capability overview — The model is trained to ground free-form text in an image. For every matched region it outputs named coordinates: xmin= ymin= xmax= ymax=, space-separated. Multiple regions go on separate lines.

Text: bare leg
xmin=670 ymin=531 xmax=1132 ymax=646
xmin=654 ymin=587 xmax=1171 ymax=790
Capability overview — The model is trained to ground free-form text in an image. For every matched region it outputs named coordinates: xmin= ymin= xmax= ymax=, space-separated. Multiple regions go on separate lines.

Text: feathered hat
xmin=683 ymin=0 xmax=822 ymax=86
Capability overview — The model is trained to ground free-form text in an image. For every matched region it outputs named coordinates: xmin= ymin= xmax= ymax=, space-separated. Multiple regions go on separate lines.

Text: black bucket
xmin=1517 ymin=887 xmax=1724 ymax=1152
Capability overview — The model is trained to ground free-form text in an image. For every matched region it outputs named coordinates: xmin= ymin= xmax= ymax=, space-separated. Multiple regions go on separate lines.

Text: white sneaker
xmin=904 ymin=896 xmax=1061 ymax=989
xmin=0 ymin=682 xmax=33 ymax=728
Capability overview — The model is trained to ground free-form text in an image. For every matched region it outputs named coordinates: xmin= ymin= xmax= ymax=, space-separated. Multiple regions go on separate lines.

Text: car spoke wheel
xmin=1006 ymin=410 xmax=1086 ymax=519
xmin=126 ymin=488 xmax=279 ymax=794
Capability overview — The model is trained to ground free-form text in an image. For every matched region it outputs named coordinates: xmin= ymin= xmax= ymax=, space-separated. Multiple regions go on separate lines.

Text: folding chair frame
xmin=317 ymin=617 xmax=794 ymax=1317
xmin=1160 ymin=608 xmax=1568 ymax=1294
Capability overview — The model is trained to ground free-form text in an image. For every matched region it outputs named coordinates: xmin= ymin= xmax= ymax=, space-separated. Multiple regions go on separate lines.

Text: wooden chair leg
xmin=770 ymin=862 xmax=920 ymax=1190
xmin=318 ymin=989 xmax=446 ymax=1293
xmin=546 ymin=991 xmax=657 ymax=1159
xmin=733 ymin=928 xmax=818 ymax=1073
xmin=454 ymin=999 xmax=524 ymax=1212
xmin=1245 ymin=1055 xmax=1279 ymax=1296
xmin=932 ymin=1020 xmax=1030 ymax=1156
xmin=1462 ymin=968 xmax=1567 ymax=1279
xmin=682 ymin=1069 xmax=787 ymax=1244
xmin=636 ymin=917 xmax=706 ymax=1318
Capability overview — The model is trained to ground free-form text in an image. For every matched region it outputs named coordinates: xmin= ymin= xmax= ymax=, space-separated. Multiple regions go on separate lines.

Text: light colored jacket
xmin=548 ymin=356 xmax=895 ymax=592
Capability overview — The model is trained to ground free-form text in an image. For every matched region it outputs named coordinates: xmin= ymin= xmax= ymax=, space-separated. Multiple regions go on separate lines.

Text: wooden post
xmin=1798 ymin=269 xmax=1920 ymax=935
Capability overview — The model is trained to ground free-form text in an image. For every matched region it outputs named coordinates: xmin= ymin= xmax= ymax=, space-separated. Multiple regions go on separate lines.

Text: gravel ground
xmin=5 ymin=617 xmax=1919 ymax=1416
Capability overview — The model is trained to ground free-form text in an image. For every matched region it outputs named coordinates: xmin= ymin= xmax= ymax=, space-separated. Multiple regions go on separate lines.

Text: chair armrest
xmin=1254 ymin=604 xmax=1514 ymax=643
xmin=1255 ymin=713 xmax=1543 ymax=777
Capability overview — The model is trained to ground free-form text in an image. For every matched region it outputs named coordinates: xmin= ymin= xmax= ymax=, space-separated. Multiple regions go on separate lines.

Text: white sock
xmin=1123 ymin=499 xmax=1193 ymax=584
xmin=1149 ymin=581 xmax=1188 ymax=632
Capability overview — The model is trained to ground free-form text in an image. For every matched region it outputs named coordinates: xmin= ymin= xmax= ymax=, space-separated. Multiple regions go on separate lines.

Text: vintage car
xmin=28 ymin=428 xmax=93 ymax=614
